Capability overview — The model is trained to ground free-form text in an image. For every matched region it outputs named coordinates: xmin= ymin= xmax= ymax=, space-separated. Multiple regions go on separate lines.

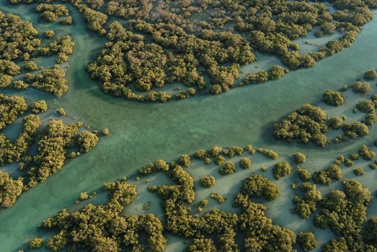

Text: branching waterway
xmin=1 ymin=2 xmax=377 ymax=251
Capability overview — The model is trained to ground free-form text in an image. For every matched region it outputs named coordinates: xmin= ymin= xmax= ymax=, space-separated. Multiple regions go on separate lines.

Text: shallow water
xmin=1 ymin=3 xmax=377 ymax=251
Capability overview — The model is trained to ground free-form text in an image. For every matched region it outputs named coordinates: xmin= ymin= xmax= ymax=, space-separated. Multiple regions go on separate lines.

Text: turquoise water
xmin=1 ymin=3 xmax=377 ymax=251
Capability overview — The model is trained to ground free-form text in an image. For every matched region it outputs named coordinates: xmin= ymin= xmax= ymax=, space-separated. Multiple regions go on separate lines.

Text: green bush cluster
xmin=0 ymin=94 xmax=28 ymax=130
xmin=257 ymin=148 xmax=279 ymax=160
xmin=0 ymin=171 xmax=24 ymax=210
xmin=210 ymin=193 xmax=226 ymax=204
xmin=294 ymin=152 xmax=306 ymax=164
xmin=356 ymin=100 xmax=375 ymax=113
xmin=242 ymin=65 xmax=289 ymax=85
xmin=31 ymin=100 xmax=48 ymax=114
xmin=36 ymin=35 xmax=74 ymax=64
xmin=315 ymin=180 xmax=375 ymax=251
xmin=78 ymin=192 xmax=89 ymax=201
xmin=274 ymin=85 xmax=377 ymax=146
xmin=219 ymin=161 xmax=236 ymax=175
xmin=7 ymin=0 xmax=372 ymax=102
xmin=187 ymin=239 xmax=216 ymax=252
xmin=273 ymin=104 xmax=328 ymax=146
xmin=45 ymin=30 xmax=55 ymax=39
xmin=35 ymin=4 xmax=71 ymax=23
xmin=27 ymin=119 xmax=99 ymax=186
xmin=364 ymin=69 xmax=377 ymax=80
xmin=102 ymin=128 xmax=110 ymax=136
xmin=328 ymin=116 xmax=343 ymax=129
xmin=28 ymin=238 xmax=43 ymax=249
xmin=241 ymin=174 xmax=280 ymax=201
xmin=77 ymin=131 xmax=99 ymax=153
xmin=364 ymin=217 xmax=377 ymax=247
xmin=342 ymin=122 xmax=369 ymax=139
xmin=369 ymin=160 xmax=377 ymax=170
xmin=34 ymin=143 xmax=307 ymax=251
xmin=234 ymin=194 xmax=296 ymax=251
xmin=26 ymin=65 xmax=68 ymax=97
xmin=55 ymin=108 xmax=67 ymax=116
xmin=345 ymin=158 xmax=354 ymax=167
xmin=322 ymin=90 xmax=345 ymax=106
xmin=297 ymin=232 xmax=317 ymax=251
xmin=245 ymin=145 xmax=256 ymax=155
xmin=17 ymin=0 xmax=108 ymax=34
xmin=273 ymin=161 xmax=292 ymax=179
xmin=41 ymin=180 xmax=167 ymax=252
xmin=293 ymin=183 xmax=322 ymax=219
xmin=140 ymin=149 xmax=298 ymax=250
xmin=24 ymin=61 xmax=38 ymax=71
xmin=239 ymin=157 xmax=252 ymax=169
xmin=353 ymin=167 xmax=365 ymax=176
xmin=0 ymin=11 xmax=40 ymax=62
xmin=363 ymin=112 xmax=377 ymax=126
xmin=149 ymin=160 xmax=296 ymax=251
xmin=353 ymin=81 xmax=372 ymax=94
xmin=88 ymin=20 xmax=252 ymax=102
xmin=0 ymin=10 xmax=74 ymax=96
xmin=178 ymin=154 xmax=191 ymax=167
xmin=80 ymin=5 xmax=108 ymax=34
xmin=139 ymin=160 xmax=169 ymax=175
xmin=350 ymin=152 xmax=359 ymax=161
xmin=312 ymin=164 xmax=342 ymax=185
xmin=359 ymin=145 xmax=376 ymax=160
xmin=297 ymin=168 xmax=311 ymax=182
xmin=193 ymin=145 xmax=245 ymax=165
xmin=194 ymin=149 xmax=211 ymax=164
xmin=199 ymin=176 xmax=216 ymax=188
xmin=38 ymin=0 xmax=374 ymax=102
xmin=197 ymin=199 xmax=208 ymax=211
xmin=0 ymin=94 xmax=100 ymax=210
xmin=215 ymin=155 xmax=226 ymax=165
xmin=12 ymin=80 xmax=28 ymax=90
xmin=0 ymin=114 xmax=41 ymax=167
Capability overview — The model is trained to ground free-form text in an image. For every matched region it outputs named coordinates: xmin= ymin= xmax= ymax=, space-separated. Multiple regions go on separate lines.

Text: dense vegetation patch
xmin=294 ymin=182 xmax=322 ymax=219
xmin=322 ymin=90 xmax=345 ymax=106
xmin=241 ymin=174 xmax=280 ymax=200
xmin=35 ymin=4 xmax=71 ymax=23
xmin=199 ymin=175 xmax=216 ymax=188
xmin=273 ymin=161 xmax=293 ymax=179
xmin=0 ymin=94 xmax=28 ymax=130
xmin=364 ymin=69 xmax=377 ymax=80
xmin=10 ymin=0 xmax=375 ymax=102
xmin=297 ymin=232 xmax=317 ymax=251
xmin=273 ymin=83 xmax=377 ymax=146
xmin=312 ymin=164 xmax=342 ymax=185
xmin=273 ymin=104 xmax=329 ymax=146
xmin=0 ymin=94 xmax=100 ymax=211
xmin=88 ymin=0 xmax=375 ymax=102
xmin=31 ymin=142 xmax=377 ymax=252
xmin=315 ymin=180 xmax=376 ymax=251
xmin=0 ymin=10 xmax=74 ymax=96
xmin=35 ymin=149 xmax=298 ymax=252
